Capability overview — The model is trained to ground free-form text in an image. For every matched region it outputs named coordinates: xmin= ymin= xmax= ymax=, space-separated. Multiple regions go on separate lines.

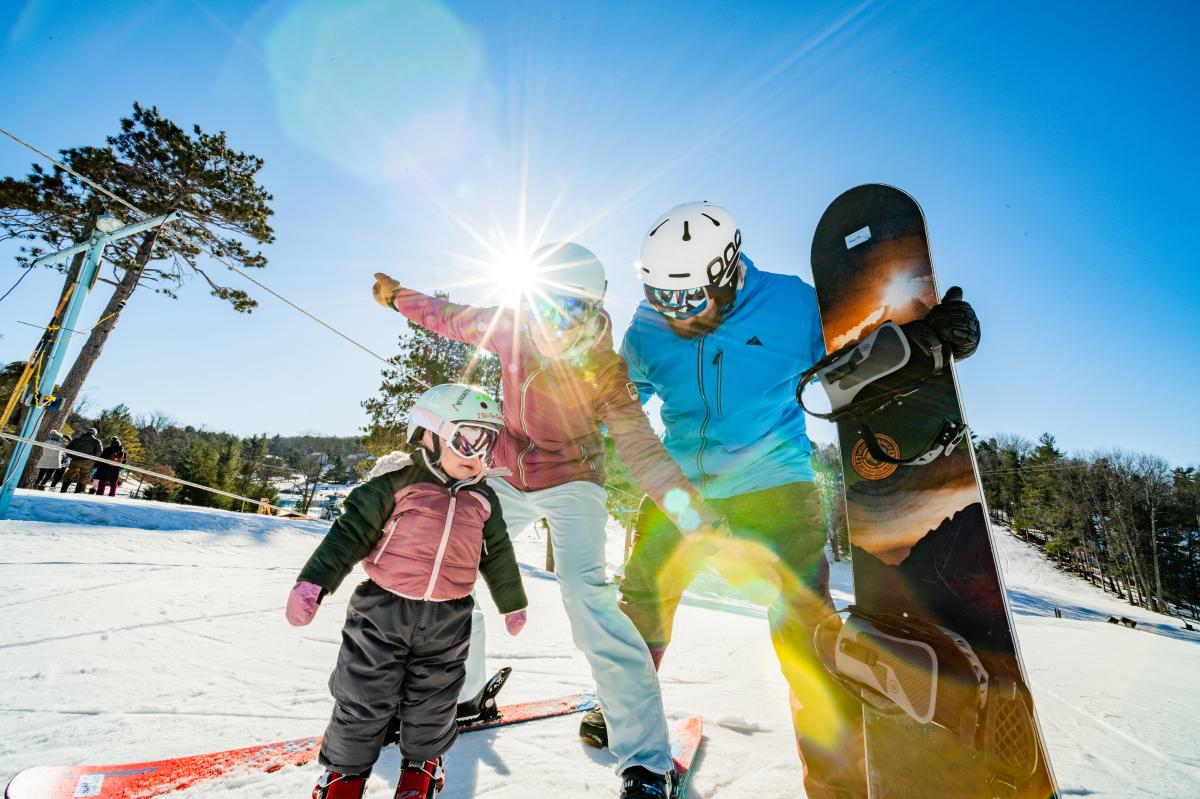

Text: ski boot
xmin=312 ymin=769 xmax=368 ymax=799
xmin=619 ymin=766 xmax=676 ymax=799
xmin=579 ymin=704 xmax=608 ymax=748
xmin=394 ymin=757 xmax=444 ymax=799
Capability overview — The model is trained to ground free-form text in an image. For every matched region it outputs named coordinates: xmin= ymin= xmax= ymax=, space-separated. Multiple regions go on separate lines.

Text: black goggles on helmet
xmin=530 ymin=294 xmax=601 ymax=330
xmin=447 ymin=423 xmax=500 ymax=459
xmin=643 ymin=285 xmax=711 ymax=319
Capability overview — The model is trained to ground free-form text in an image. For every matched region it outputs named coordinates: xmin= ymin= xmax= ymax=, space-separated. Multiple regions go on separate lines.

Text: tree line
xmin=0 ymin=386 xmax=366 ymax=513
xmin=814 ymin=430 xmax=1199 ymax=618
xmin=977 ymin=433 xmax=1198 ymax=618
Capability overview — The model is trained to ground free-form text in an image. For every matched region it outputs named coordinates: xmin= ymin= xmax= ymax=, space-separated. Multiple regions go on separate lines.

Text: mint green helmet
xmin=406 ymin=383 xmax=503 ymax=446
xmin=532 ymin=241 xmax=607 ymax=301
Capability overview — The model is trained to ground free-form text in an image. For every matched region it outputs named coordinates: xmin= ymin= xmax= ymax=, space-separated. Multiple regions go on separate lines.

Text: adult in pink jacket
xmin=372 ymin=241 xmax=723 ymax=799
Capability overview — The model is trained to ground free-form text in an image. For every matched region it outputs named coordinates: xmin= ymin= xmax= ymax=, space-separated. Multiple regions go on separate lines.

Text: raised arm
xmin=373 ymin=272 xmax=511 ymax=352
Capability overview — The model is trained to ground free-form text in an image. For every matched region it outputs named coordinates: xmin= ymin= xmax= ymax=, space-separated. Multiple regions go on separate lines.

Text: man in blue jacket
xmin=587 ymin=202 xmax=979 ymax=799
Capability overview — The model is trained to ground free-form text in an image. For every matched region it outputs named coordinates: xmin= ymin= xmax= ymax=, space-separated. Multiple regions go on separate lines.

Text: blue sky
xmin=1 ymin=0 xmax=1197 ymax=464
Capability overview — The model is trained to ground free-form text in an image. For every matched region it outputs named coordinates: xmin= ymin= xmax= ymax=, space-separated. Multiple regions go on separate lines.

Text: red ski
xmin=4 ymin=692 xmax=597 ymax=799
xmin=669 ymin=716 xmax=704 ymax=797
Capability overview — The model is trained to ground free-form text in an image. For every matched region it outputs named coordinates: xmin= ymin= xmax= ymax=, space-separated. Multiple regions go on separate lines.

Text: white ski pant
xmin=461 ymin=477 xmax=673 ymax=775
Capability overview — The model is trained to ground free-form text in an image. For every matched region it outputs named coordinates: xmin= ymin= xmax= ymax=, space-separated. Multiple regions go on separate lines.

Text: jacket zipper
xmin=695 ymin=337 xmax=712 ymax=491
xmin=713 ymin=348 xmax=724 ymax=417
xmin=516 ymin=368 xmax=542 ymax=487
xmin=372 ymin=518 xmax=400 ymax=564
xmin=423 ymin=490 xmax=458 ymax=600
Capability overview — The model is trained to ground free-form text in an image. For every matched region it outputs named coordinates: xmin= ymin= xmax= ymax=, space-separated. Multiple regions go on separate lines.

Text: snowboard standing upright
xmin=808 ymin=184 xmax=1058 ymax=798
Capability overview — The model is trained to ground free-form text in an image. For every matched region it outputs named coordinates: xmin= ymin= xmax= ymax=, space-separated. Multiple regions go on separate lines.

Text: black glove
xmin=924 ymin=286 xmax=980 ymax=360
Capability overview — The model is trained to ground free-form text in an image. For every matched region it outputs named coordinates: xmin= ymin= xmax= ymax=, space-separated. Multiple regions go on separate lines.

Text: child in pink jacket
xmin=286 ymin=384 xmax=527 ymax=799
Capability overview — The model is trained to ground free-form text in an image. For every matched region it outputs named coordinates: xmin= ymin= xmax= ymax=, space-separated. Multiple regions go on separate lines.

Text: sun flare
xmin=486 ymin=251 xmax=541 ymax=307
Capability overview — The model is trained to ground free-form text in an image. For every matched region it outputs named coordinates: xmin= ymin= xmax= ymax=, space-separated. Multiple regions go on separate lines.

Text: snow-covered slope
xmin=1 ymin=490 xmax=1198 ymax=797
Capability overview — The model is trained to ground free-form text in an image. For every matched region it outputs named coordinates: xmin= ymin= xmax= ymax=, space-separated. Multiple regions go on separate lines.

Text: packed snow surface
xmin=2 ymin=490 xmax=1198 ymax=797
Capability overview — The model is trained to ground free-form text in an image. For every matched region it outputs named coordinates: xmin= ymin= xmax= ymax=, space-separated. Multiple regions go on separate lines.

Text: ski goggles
xmin=447 ymin=423 xmax=500 ymax=460
xmin=643 ymin=285 xmax=711 ymax=319
xmin=529 ymin=294 xmax=601 ymax=331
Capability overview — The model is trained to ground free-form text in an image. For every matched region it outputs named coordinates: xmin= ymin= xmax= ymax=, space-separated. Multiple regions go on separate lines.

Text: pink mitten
xmin=504 ymin=609 xmax=527 ymax=636
xmin=286 ymin=581 xmax=323 ymax=626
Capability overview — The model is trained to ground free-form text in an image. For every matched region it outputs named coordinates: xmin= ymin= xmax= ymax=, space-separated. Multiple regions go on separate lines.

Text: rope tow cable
xmin=0 ymin=431 xmax=314 ymax=518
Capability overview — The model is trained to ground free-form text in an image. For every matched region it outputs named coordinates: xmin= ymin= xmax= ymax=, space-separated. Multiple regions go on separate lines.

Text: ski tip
xmin=670 ymin=716 xmax=705 ymax=794
xmin=5 ymin=767 xmax=60 ymax=799
xmin=671 ymin=715 xmax=704 ymax=747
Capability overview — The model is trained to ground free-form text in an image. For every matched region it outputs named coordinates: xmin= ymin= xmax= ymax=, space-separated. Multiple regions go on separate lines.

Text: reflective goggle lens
xmin=531 ymin=295 xmax=599 ymax=330
xmin=644 ymin=285 xmax=710 ymax=319
xmin=449 ymin=424 xmax=499 ymax=459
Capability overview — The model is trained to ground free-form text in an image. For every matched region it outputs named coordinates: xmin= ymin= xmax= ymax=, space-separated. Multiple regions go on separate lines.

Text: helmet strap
xmin=418 ymin=442 xmax=449 ymax=483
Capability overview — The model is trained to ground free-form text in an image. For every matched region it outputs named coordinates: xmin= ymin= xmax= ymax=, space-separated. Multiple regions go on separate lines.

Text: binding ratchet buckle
xmin=798 ymin=320 xmax=967 ymax=466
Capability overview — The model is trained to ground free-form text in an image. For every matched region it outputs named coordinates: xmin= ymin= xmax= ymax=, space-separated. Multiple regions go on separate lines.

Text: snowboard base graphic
xmin=809 ymin=184 xmax=1058 ymax=798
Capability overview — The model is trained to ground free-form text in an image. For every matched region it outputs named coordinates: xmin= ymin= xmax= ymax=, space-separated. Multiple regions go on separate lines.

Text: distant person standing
xmin=53 ymin=434 xmax=72 ymax=487
xmin=34 ymin=430 xmax=66 ymax=489
xmin=60 ymin=428 xmax=102 ymax=494
xmin=95 ymin=437 xmax=126 ymax=497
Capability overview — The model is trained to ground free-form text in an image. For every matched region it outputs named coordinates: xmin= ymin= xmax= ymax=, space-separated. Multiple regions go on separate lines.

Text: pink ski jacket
xmin=297 ymin=453 xmax=526 ymax=612
xmin=391 ymin=289 xmax=716 ymax=525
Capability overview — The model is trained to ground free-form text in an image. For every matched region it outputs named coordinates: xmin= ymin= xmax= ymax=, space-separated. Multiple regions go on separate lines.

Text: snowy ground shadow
xmin=1006 ymin=588 xmax=1200 ymax=644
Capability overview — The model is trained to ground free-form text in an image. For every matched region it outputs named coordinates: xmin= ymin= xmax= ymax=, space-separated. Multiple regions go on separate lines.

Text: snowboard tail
xmin=4 ymin=692 xmax=597 ymax=799
xmin=824 ymin=607 xmax=1041 ymax=784
xmin=809 ymin=184 xmax=1058 ymax=798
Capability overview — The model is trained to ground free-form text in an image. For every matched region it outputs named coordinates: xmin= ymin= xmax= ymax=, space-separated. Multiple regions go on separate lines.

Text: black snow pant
xmin=319 ymin=581 xmax=473 ymax=775
xmin=35 ymin=468 xmax=58 ymax=488
xmin=619 ymin=481 xmax=867 ymax=799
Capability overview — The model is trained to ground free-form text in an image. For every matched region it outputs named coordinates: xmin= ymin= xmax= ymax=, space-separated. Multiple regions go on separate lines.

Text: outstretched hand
xmin=372 ymin=272 xmax=403 ymax=309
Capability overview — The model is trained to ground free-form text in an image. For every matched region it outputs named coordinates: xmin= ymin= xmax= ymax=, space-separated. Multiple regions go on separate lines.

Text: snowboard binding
xmin=798 ymin=320 xmax=967 ymax=466
xmin=456 ymin=666 xmax=512 ymax=725
xmin=815 ymin=607 xmax=1040 ymax=785
xmin=382 ymin=667 xmax=512 ymax=749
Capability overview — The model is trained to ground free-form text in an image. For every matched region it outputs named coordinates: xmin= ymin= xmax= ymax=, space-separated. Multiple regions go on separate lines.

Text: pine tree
xmin=0 ymin=103 xmax=274 ymax=485
xmin=175 ymin=440 xmax=220 ymax=507
xmin=212 ymin=437 xmax=242 ymax=511
xmin=95 ymin=404 xmax=143 ymax=466
xmin=812 ymin=442 xmax=849 ymax=560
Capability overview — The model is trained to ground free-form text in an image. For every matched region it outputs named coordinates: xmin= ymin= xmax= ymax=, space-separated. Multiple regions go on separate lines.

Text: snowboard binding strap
xmin=815 ymin=607 xmax=1040 ymax=783
xmin=798 ymin=320 xmax=964 ymax=466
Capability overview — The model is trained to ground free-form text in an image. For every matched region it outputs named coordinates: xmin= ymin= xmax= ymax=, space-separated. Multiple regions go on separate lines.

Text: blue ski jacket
xmin=620 ymin=257 xmax=827 ymax=500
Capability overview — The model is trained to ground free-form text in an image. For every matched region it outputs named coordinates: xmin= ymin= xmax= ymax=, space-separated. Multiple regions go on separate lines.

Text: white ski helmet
xmin=637 ymin=201 xmax=744 ymax=292
xmin=406 ymin=383 xmax=503 ymax=448
xmin=531 ymin=241 xmax=607 ymax=301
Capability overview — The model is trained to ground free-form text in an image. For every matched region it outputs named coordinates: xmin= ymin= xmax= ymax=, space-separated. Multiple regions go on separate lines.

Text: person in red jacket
xmin=372 ymin=241 xmax=724 ymax=799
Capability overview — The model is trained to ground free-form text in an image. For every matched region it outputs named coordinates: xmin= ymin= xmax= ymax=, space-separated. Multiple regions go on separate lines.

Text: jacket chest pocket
xmin=441 ymin=491 xmax=490 ymax=568
xmin=372 ymin=490 xmax=448 ymax=563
